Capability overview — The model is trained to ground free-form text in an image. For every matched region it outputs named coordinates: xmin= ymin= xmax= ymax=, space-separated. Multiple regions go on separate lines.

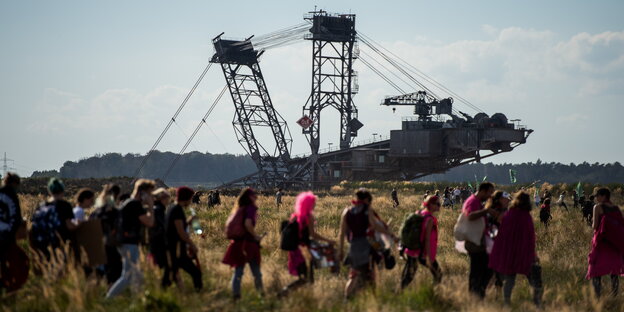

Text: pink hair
xmin=292 ymin=191 xmax=317 ymax=229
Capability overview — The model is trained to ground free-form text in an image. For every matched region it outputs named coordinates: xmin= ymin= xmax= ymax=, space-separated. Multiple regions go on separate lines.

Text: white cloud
xmin=20 ymin=27 xmax=624 ymax=168
xmin=555 ymin=113 xmax=589 ymax=125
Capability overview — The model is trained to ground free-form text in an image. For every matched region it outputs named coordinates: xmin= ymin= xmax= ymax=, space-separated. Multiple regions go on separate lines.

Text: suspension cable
xmin=360 ymin=50 xmax=416 ymax=94
xmin=134 ymin=61 xmax=213 ymax=177
xmin=361 ymin=49 xmax=463 ymax=117
xmin=358 ymin=32 xmax=484 ymax=113
xmin=359 ymin=55 xmax=405 ymax=94
xmin=162 ymin=86 xmax=228 ymax=181
xmin=252 ymin=22 xmax=308 ymax=44
xmin=358 ymin=36 xmax=441 ymax=99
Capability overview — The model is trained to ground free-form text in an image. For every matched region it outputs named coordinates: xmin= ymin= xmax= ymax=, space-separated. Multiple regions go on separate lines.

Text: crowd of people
xmin=393 ymin=186 xmax=473 ymax=210
xmin=0 ymin=172 xmax=623 ymax=307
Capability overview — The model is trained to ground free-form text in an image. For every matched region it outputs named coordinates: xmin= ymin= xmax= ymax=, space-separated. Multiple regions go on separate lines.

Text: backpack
xmin=225 ymin=207 xmax=246 ymax=240
xmin=101 ymin=207 xmax=121 ymax=247
xmin=29 ymin=202 xmax=62 ymax=252
xmin=598 ymin=205 xmax=624 ymax=252
xmin=149 ymin=205 xmax=166 ymax=243
xmin=113 ymin=199 xmax=141 ymax=245
xmin=399 ymin=212 xmax=428 ymax=250
xmin=280 ymin=219 xmax=300 ymax=251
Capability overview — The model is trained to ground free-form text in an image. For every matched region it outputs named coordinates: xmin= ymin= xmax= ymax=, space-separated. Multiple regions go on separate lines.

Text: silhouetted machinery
xmin=143 ymin=9 xmax=532 ymax=189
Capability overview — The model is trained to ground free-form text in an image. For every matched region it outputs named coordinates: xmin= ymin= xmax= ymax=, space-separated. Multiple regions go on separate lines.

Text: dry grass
xmin=4 ymin=185 xmax=624 ymax=312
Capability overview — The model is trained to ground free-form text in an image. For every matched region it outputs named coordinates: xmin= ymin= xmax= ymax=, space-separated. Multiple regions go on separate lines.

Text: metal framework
xmin=303 ymin=10 xmax=361 ymax=154
xmin=382 ymin=91 xmax=454 ymax=121
xmin=211 ymin=36 xmax=293 ymax=188
xmin=205 ymin=10 xmax=532 ymax=190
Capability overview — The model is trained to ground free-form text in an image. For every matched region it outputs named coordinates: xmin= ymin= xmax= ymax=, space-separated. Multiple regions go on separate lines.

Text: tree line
xmin=417 ymin=159 xmax=624 ymax=184
xmin=31 ymin=151 xmax=256 ymax=184
xmin=30 ymin=153 xmax=623 ymax=185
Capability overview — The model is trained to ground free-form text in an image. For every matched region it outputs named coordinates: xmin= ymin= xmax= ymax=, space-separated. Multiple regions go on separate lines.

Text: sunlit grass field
xmin=4 ymin=183 xmax=624 ymax=312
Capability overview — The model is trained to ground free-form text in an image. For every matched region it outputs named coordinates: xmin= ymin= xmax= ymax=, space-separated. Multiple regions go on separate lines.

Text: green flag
xmin=509 ymin=169 xmax=517 ymax=184
xmin=482 ymin=176 xmax=488 ymax=182
xmin=576 ymin=182 xmax=584 ymax=197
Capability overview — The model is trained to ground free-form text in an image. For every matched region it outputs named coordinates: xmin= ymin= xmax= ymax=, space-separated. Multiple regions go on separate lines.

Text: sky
xmin=1 ymin=0 xmax=623 ymax=177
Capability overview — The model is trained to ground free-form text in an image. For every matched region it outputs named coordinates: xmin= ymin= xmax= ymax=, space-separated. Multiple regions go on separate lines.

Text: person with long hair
xmin=278 ymin=192 xmax=335 ymax=297
xmin=540 ymin=198 xmax=552 ymax=227
xmin=149 ymin=188 xmax=170 ymax=282
xmin=339 ymin=188 xmax=398 ymax=299
xmin=484 ymin=191 xmax=512 ymax=295
xmin=89 ymin=184 xmax=122 ymax=284
xmin=222 ymin=188 xmax=264 ymax=299
xmin=586 ymin=188 xmax=623 ymax=297
xmin=489 ymin=192 xmax=543 ymax=307
xmin=106 ymin=179 xmax=156 ymax=298
xmin=401 ymin=195 xmax=442 ymax=289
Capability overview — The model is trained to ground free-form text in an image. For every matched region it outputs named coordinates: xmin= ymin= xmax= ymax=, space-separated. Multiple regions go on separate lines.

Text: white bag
xmin=453 ymin=212 xmax=485 ymax=246
xmin=455 ymin=240 xmax=468 ymax=254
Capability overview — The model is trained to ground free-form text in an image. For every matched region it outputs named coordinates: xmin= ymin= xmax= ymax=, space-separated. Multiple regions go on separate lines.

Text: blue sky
xmin=1 ymin=0 xmax=623 ymax=176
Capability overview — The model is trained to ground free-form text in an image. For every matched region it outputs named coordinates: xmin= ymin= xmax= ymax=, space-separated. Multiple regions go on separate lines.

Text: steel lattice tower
xmin=211 ymin=36 xmax=293 ymax=188
xmin=303 ymin=11 xmax=361 ymax=154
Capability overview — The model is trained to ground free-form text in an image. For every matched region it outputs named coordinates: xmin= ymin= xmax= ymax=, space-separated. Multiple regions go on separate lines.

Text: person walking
xmin=149 ymin=188 xmax=170 ymax=278
xmin=106 ymin=179 xmax=156 ymax=298
xmin=278 ymin=192 xmax=335 ymax=297
xmin=73 ymin=188 xmax=95 ymax=222
xmin=586 ymin=188 xmax=624 ymax=297
xmin=489 ymin=192 xmax=543 ymax=307
xmin=539 ymin=198 xmax=552 ymax=228
xmin=276 ymin=188 xmax=283 ymax=208
xmin=582 ymin=196 xmax=595 ymax=226
xmin=163 ymin=187 xmax=202 ymax=291
xmin=71 ymin=188 xmax=94 ymax=268
xmin=484 ymin=191 xmax=512 ymax=294
xmin=573 ymin=190 xmax=579 ymax=209
xmin=222 ymin=188 xmax=264 ymax=300
xmin=462 ymin=182 xmax=496 ymax=299
xmin=0 ymin=173 xmax=22 ymax=256
xmin=400 ymin=195 xmax=442 ymax=289
xmin=213 ymin=190 xmax=221 ymax=206
xmin=30 ymin=178 xmax=77 ymax=260
xmin=0 ymin=173 xmax=25 ymax=292
xmin=391 ymin=188 xmax=399 ymax=208
xmin=89 ymin=184 xmax=121 ymax=284
xmin=339 ymin=189 xmax=398 ymax=299
xmin=453 ymin=187 xmax=462 ymax=208
xmin=557 ymin=192 xmax=569 ymax=212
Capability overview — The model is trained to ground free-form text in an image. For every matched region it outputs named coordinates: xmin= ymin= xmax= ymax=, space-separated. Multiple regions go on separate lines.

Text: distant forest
xmin=32 ymin=151 xmax=256 ymax=185
xmin=30 ymin=153 xmax=623 ymax=185
xmin=416 ymin=160 xmax=624 ymax=184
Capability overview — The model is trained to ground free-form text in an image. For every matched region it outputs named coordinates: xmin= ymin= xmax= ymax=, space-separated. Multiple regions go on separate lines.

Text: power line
xmin=1 ymin=152 xmax=16 ymax=175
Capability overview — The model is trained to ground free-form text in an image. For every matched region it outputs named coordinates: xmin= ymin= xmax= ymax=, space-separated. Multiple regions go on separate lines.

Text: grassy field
xmin=4 ymin=184 xmax=624 ymax=312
